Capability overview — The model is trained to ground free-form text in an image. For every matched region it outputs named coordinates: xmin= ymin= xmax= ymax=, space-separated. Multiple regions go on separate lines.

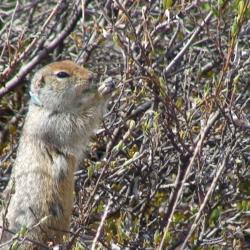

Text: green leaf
xmin=74 ymin=242 xmax=85 ymax=250
xmin=163 ymin=0 xmax=173 ymax=9
xmin=154 ymin=229 xmax=161 ymax=244
xmin=11 ymin=241 xmax=19 ymax=250
xmin=87 ymin=165 xmax=94 ymax=178
xmin=19 ymin=226 xmax=28 ymax=237
xmin=231 ymin=18 xmax=239 ymax=36
xmin=209 ymin=207 xmax=221 ymax=226
xmin=238 ymin=0 xmax=245 ymax=16
xmin=218 ymin=0 xmax=224 ymax=7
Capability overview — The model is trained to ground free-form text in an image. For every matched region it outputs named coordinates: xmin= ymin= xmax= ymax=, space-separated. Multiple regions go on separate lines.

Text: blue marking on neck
xmin=29 ymin=91 xmax=43 ymax=107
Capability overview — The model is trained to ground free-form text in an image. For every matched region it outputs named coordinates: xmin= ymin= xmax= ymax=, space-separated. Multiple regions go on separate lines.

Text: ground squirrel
xmin=0 ymin=60 xmax=114 ymax=249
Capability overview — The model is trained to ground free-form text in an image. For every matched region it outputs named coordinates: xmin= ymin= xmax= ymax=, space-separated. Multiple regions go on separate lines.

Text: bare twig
xmin=1 ymin=0 xmax=65 ymax=83
xmin=158 ymin=110 xmax=220 ymax=250
xmin=91 ymin=198 xmax=112 ymax=250
xmin=0 ymin=3 xmax=83 ymax=97
xmin=164 ymin=10 xmax=213 ymax=76
xmin=180 ymin=143 xmax=236 ymax=249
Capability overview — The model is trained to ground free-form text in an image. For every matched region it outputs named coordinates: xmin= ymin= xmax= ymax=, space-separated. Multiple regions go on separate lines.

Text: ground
xmin=0 ymin=1 xmax=250 ymax=249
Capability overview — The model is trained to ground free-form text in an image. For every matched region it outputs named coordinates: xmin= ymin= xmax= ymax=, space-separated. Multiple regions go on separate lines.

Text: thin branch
xmin=0 ymin=3 xmax=83 ymax=98
xmin=158 ymin=110 xmax=220 ymax=250
xmin=164 ymin=10 xmax=213 ymax=76
xmin=1 ymin=0 xmax=64 ymax=84
xmin=91 ymin=198 xmax=112 ymax=250
xmin=180 ymin=144 xmax=234 ymax=249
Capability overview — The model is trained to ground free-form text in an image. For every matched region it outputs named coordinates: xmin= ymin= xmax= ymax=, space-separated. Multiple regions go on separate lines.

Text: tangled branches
xmin=1 ymin=0 xmax=250 ymax=249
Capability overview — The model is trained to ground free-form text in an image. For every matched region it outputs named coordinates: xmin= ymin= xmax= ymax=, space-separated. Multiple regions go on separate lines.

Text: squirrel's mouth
xmin=98 ymin=77 xmax=115 ymax=96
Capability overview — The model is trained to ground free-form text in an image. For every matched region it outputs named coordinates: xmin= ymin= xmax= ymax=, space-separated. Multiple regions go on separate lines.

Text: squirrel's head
xmin=30 ymin=60 xmax=113 ymax=112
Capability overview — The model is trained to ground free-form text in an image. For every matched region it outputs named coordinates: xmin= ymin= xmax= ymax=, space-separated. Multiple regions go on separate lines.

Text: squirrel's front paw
xmin=98 ymin=77 xmax=116 ymax=96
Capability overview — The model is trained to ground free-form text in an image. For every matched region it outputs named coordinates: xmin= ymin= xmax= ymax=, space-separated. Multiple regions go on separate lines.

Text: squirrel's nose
xmin=88 ymin=71 xmax=93 ymax=80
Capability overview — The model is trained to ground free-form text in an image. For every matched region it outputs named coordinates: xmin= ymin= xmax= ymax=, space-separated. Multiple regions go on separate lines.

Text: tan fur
xmin=0 ymin=60 xmax=111 ymax=249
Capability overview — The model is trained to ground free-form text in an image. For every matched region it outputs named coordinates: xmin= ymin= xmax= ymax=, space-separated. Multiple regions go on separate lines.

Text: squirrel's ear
xmin=33 ymin=74 xmax=45 ymax=90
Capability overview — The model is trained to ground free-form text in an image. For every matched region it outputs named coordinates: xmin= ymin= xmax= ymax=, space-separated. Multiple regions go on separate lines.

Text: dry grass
xmin=1 ymin=0 xmax=250 ymax=249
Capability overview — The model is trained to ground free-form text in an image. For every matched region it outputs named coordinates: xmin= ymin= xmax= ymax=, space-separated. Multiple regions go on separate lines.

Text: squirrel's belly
xmin=3 ymin=142 xmax=76 ymax=246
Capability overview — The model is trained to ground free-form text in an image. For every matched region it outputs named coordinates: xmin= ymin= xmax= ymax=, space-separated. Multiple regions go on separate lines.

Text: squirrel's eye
xmin=56 ymin=71 xmax=70 ymax=78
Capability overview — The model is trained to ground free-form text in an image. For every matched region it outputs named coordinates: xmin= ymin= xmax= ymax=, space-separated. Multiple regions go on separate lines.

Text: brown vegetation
xmin=0 ymin=0 xmax=250 ymax=249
